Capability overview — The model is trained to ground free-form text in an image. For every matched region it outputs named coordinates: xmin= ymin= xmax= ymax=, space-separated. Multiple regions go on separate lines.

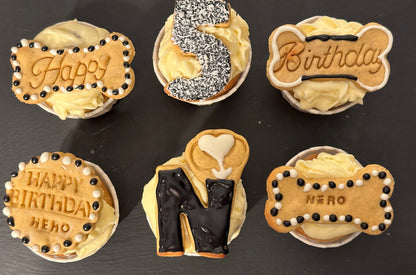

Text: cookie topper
xmin=264 ymin=164 xmax=394 ymax=235
xmin=267 ymin=23 xmax=393 ymax=91
xmin=2 ymin=152 xmax=105 ymax=255
xmin=10 ymin=32 xmax=135 ymax=104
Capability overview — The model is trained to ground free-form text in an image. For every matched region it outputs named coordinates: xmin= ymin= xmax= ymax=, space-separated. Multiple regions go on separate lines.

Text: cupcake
xmin=10 ymin=20 xmax=135 ymax=119
xmin=2 ymin=152 xmax=119 ymax=262
xmin=153 ymin=0 xmax=251 ymax=105
xmin=266 ymin=16 xmax=393 ymax=114
xmin=264 ymin=146 xmax=395 ymax=248
xmin=142 ymin=129 xmax=249 ymax=258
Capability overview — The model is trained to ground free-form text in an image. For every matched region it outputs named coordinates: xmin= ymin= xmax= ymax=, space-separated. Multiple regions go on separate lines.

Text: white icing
xmin=384 ymin=178 xmax=392 ymax=185
xmin=338 ymin=183 xmax=345 ymax=190
xmin=95 ymin=45 xmax=100 ymax=50
xmin=323 ymin=215 xmax=330 ymax=221
xmin=106 ymin=90 xmax=113 ymax=96
xmin=5 ymin=181 xmax=12 ymax=190
xmin=53 ymin=244 xmax=61 ymax=253
xmin=44 ymin=85 xmax=51 ymax=92
xmin=354 ymin=218 xmax=361 ymax=224
xmin=86 ymin=83 xmax=92 ymax=90
xmin=75 ymin=234 xmax=83 ymax=242
xmin=371 ymin=170 xmax=379 ymax=176
xmin=40 ymin=152 xmax=49 ymax=163
xmin=274 ymin=202 xmax=282 ymax=209
xmin=197 ymin=134 xmax=235 ymax=179
xmin=15 ymin=88 xmax=22 ymax=95
xmin=34 ymin=42 xmax=41 ymax=48
xmin=97 ymin=81 xmax=103 ymax=87
xmin=321 ymin=185 xmax=328 ymax=192
xmin=289 ymin=169 xmax=298 ymax=178
xmin=62 ymin=156 xmax=72 ymax=165
xmin=380 ymin=194 xmax=389 ymax=200
xmin=83 ymin=48 xmax=88 ymax=53
xmin=276 ymin=173 xmax=283 ymax=181
xmin=355 ymin=179 xmax=363 ymax=186
xmin=384 ymin=220 xmax=391 ymax=225
xmin=31 ymin=245 xmax=40 ymax=252
xmin=11 ymin=47 xmax=18 ymax=54
xmin=21 ymin=39 xmax=28 ymax=47
xmin=12 ymin=60 xmax=19 ymax=66
xmin=123 ymin=56 xmax=130 ymax=62
xmin=276 ymin=218 xmax=282 ymax=226
xmin=272 ymin=187 xmax=280 ymax=194
xmin=339 ymin=215 xmax=345 ymax=222
xmin=49 ymin=49 xmax=57 ymax=55
xmin=371 ymin=225 xmax=378 ymax=231
xmin=125 ymin=79 xmax=132 ymax=84
xmin=13 ymin=72 xmax=22 ymax=79
xmin=89 ymin=213 xmax=97 ymax=220
xmin=30 ymin=95 xmax=38 ymax=100
xmin=18 ymin=162 xmax=25 ymax=171
xmin=304 ymin=213 xmax=310 ymax=220
xmin=11 ymin=231 xmax=20 ymax=238
xmin=290 ymin=217 xmax=298 ymax=226
xmin=2 ymin=207 xmax=11 ymax=216
xmin=82 ymin=167 xmax=91 ymax=176
xmin=92 ymin=190 xmax=101 ymax=198
xmin=384 ymin=206 xmax=392 ymax=212
xmin=303 ymin=183 xmax=312 ymax=192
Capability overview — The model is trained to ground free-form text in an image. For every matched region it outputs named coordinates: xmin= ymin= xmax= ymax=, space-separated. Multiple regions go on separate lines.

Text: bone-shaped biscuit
xmin=185 ymin=129 xmax=249 ymax=184
xmin=265 ymin=164 xmax=394 ymax=235
xmin=267 ymin=23 xmax=393 ymax=91
xmin=10 ymin=32 xmax=135 ymax=104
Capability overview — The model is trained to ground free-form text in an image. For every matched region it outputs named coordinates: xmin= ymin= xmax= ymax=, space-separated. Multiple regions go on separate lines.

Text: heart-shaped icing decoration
xmin=198 ymin=134 xmax=235 ymax=179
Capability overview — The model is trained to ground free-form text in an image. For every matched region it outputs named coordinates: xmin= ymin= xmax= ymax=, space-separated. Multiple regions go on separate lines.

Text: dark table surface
xmin=1 ymin=0 xmax=415 ymax=274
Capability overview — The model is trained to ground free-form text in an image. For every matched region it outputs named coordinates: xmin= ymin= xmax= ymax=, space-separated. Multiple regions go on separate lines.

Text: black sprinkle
xmin=380 ymin=200 xmax=387 ymax=207
xmin=57 ymin=49 xmax=64 ymax=55
xmin=40 ymin=91 xmax=47 ymax=98
xmin=383 ymin=186 xmax=391 ymax=194
xmin=88 ymin=46 xmax=95 ymax=52
xmin=363 ymin=173 xmax=371 ymax=180
xmin=11 ymin=54 xmax=16 ymax=60
xmin=122 ymin=40 xmax=129 ymax=46
xmin=296 ymin=216 xmax=304 ymax=223
xmin=7 ymin=217 xmax=15 ymax=227
xmin=123 ymin=62 xmax=130 ymax=68
xmin=313 ymin=183 xmax=320 ymax=190
xmin=66 ymin=86 xmax=73 ymax=92
xmin=83 ymin=223 xmax=92 ymax=231
xmin=17 ymin=42 xmax=22 ymax=48
xmin=328 ymin=181 xmax=336 ymax=188
xmin=41 ymin=46 xmax=48 ymax=51
xmin=329 ymin=214 xmax=337 ymax=222
xmin=347 ymin=180 xmax=354 ymax=187
xmin=90 ymin=178 xmax=98 ymax=185
xmin=270 ymin=208 xmax=278 ymax=216
xmin=63 ymin=240 xmax=72 ymax=247
xmin=75 ymin=160 xmax=82 ymax=167
xmin=76 ymin=84 xmax=85 ymax=90
xmin=31 ymin=157 xmax=39 ymax=164
xmin=275 ymin=193 xmax=283 ymax=201
xmin=124 ymin=73 xmax=130 ymax=79
xmin=361 ymin=222 xmax=368 ymax=230
xmin=92 ymin=201 xmax=100 ymax=210
xmin=378 ymin=172 xmax=387 ymax=179
xmin=112 ymin=34 xmax=119 ymax=40
xmin=91 ymin=83 xmax=97 ymax=88
xmin=283 ymin=171 xmax=290 ymax=177
xmin=122 ymin=83 xmax=128 ymax=90
xmin=73 ymin=47 xmax=80 ymax=53
xmin=100 ymin=39 xmax=106 ymax=46
xmin=53 ymin=86 xmax=59 ymax=92
xmin=271 ymin=180 xmax=278 ymax=188
xmin=112 ymin=89 xmax=119 ymax=95
xmin=41 ymin=246 xmax=50 ymax=253
xmin=123 ymin=50 xmax=129 ymax=56
xmin=379 ymin=223 xmax=386 ymax=231
xmin=22 ymin=237 xmax=30 ymax=244
xmin=14 ymin=66 xmax=21 ymax=72
xmin=345 ymin=215 xmax=353 ymax=222
xmin=51 ymin=153 xmax=60 ymax=160
xmin=297 ymin=178 xmax=305 ymax=186
xmin=312 ymin=213 xmax=320 ymax=221
xmin=102 ymin=87 xmax=107 ymax=92
xmin=13 ymin=80 xmax=20 ymax=86
xmin=283 ymin=220 xmax=291 ymax=227
xmin=3 ymin=195 xmax=10 ymax=203
xmin=29 ymin=42 xmax=34 ymax=48
xmin=11 ymin=171 xmax=18 ymax=177
xmin=385 ymin=212 xmax=392 ymax=219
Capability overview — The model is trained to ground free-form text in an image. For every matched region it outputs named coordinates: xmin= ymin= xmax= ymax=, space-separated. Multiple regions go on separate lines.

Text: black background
xmin=1 ymin=0 xmax=415 ymax=274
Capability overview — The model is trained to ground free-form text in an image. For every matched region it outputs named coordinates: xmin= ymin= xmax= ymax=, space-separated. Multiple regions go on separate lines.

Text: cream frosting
xmin=295 ymin=152 xmax=362 ymax=240
xmin=158 ymin=8 xmax=250 ymax=82
xmin=141 ymin=154 xmax=246 ymax=255
xmin=292 ymin=16 xmax=367 ymax=112
xmin=34 ymin=20 xmax=108 ymax=119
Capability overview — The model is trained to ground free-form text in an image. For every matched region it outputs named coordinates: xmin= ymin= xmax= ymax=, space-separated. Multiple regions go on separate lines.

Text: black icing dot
xmin=31 ymin=157 xmax=39 ymax=164
xmin=22 ymin=237 xmax=30 ymax=244
xmin=53 ymin=85 xmax=59 ymax=92
xmin=88 ymin=46 xmax=95 ymax=52
xmin=41 ymin=46 xmax=48 ymax=51
xmin=63 ymin=240 xmax=72 ymax=247
xmin=112 ymin=34 xmax=119 ymax=40
xmin=122 ymin=40 xmax=129 ymax=46
xmin=329 ymin=214 xmax=337 ymax=222
xmin=51 ymin=153 xmax=60 ymax=160
xmin=313 ymin=183 xmax=320 ymax=190
xmin=328 ymin=181 xmax=336 ymax=188
xmin=73 ymin=47 xmax=80 ymax=53
xmin=66 ymin=86 xmax=73 ymax=92
xmin=3 ymin=195 xmax=10 ymax=203
xmin=76 ymin=84 xmax=85 ymax=90
xmin=75 ymin=160 xmax=82 ymax=167
xmin=14 ymin=66 xmax=21 ymax=72
xmin=312 ymin=213 xmax=320 ymax=221
xmin=124 ymin=73 xmax=130 ymax=79
xmin=378 ymin=172 xmax=387 ymax=179
xmin=383 ymin=186 xmax=391 ymax=194
xmin=345 ymin=215 xmax=353 ymax=222
xmin=296 ymin=216 xmax=304 ymax=223
xmin=123 ymin=50 xmax=129 ymax=56
xmin=7 ymin=217 xmax=15 ymax=227
xmin=283 ymin=220 xmax=291 ymax=227
xmin=40 ymin=91 xmax=47 ymax=98
xmin=385 ymin=212 xmax=392 ymax=219
xmin=123 ymin=62 xmax=130 ymax=68
xmin=13 ymin=80 xmax=20 ymax=86
xmin=92 ymin=201 xmax=100 ymax=210
xmin=11 ymin=54 xmax=16 ymax=60
xmin=102 ymin=87 xmax=107 ymax=92
xmin=41 ymin=246 xmax=50 ymax=253
xmin=283 ymin=171 xmax=290 ymax=177
xmin=297 ymin=178 xmax=305 ymax=187
xmin=122 ymin=83 xmax=128 ymax=90
xmin=91 ymin=83 xmax=97 ymax=88
xmin=17 ymin=42 xmax=22 ymax=48
xmin=380 ymin=200 xmax=387 ymax=207
xmin=11 ymin=171 xmax=18 ymax=177
xmin=29 ymin=42 xmax=34 ymax=48
xmin=270 ymin=208 xmax=278 ymax=216
xmin=57 ymin=49 xmax=64 ymax=55
xmin=347 ymin=180 xmax=354 ymax=187
xmin=83 ymin=223 xmax=92 ymax=231
xmin=90 ymin=178 xmax=98 ymax=185
xmin=361 ymin=222 xmax=368 ymax=230
xmin=272 ymin=180 xmax=278 ymax=188
xmin=275 ymin=193 xmax=283 ymax=201
xmin=379 ymin=223 xmax=386 ymax=231
xmin=100 ymin=39 xmax=106 ymax=46
xmin=363 ymin=173 xmax=371 ymax=180
xmin=21 ymin=94 xmax=28 ymax=100
xmin=112 ymin=89 xmax=119 ymax=95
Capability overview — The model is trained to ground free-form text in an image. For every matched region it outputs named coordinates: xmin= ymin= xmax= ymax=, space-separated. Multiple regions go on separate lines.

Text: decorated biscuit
xmin=2 ymin=152 xmax=119 ymax=262
xmin=10 ymin=20 xmax=135 ymax=119
xmin=153 ymin=0 xmax=251 ymax=105
xmin=142 ymin=129 xmax=249 ymax=258
xmin=266 ymin=16 xmax=393 ymax=114
xmin=264 ymin=146 xmax=395 ymax=248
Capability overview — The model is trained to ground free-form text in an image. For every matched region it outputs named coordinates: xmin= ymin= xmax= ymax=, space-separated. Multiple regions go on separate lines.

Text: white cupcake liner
xmin=32 ymin=161 xmax=119 ymax=262
xmin=280 ymin=16 xmax=358 ymax=115
xmin=286 ymin=146 xmax=361 ymax=248
xmin=153 ymin=26 xmax=252 ymax=106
